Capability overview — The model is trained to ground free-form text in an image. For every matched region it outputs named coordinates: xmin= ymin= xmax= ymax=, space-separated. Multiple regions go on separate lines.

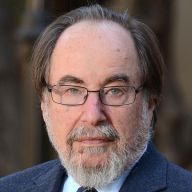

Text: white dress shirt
xmin=62 ymin=170 xmax=129 ymax=192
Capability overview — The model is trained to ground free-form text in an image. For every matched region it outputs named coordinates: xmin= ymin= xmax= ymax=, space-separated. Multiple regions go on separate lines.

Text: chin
xmin=79 ymin=153 xmax=109 ymax=168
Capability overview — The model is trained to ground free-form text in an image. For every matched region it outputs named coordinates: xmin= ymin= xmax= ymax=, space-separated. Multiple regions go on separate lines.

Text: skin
xmin=41 ymin=20 xmax=155 ymax=168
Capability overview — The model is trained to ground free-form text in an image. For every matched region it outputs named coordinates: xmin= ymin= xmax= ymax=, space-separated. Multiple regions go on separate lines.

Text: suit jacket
xmin=1 ymin=143 xmax=192 ymax=192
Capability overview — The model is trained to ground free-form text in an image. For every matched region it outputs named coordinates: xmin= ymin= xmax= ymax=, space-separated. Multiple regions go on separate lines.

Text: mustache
xmin=67 ymin=124 xmax=119 ymax=145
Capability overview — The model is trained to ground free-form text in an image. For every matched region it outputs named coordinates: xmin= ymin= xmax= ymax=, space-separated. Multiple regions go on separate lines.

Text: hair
xmin=32 ymin=4 xmax=164 ymax=114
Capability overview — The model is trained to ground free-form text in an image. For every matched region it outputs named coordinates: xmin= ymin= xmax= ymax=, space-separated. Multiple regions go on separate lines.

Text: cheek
xmin=108 ymin=105 xmax=143 ymax=141
xmin=46 ymin=105 xmax=80 ymax=148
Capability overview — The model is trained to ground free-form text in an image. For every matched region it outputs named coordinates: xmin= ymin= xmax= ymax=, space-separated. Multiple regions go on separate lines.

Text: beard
xmin=42 ymin=99 xmax=152 ymax=188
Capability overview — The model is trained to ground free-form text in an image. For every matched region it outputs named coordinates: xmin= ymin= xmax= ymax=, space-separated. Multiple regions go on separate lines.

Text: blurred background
xmin=0 ymin=0 xmax=192 ymax=176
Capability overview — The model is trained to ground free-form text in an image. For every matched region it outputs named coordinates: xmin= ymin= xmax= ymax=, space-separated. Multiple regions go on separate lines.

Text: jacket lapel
xmin=120 ymin=143 xmax=167 ymax=192
xmin=26 ymin=160 xmax=67 ymax=192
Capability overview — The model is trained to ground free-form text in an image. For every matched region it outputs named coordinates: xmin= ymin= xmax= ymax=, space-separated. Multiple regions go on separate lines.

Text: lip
xmin=74 ymin=137 xmax=114 ymax=145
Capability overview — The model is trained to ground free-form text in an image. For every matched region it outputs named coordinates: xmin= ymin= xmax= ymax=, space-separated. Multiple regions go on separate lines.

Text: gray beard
xmin=43 ymin=100 xmax=152 ymax=188
xmin=59 ymin=125 xmax=150 ymax=188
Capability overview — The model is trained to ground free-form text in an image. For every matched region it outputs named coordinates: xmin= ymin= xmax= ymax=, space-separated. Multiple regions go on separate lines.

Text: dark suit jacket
xmin=1 ymin=144 xmax=192 ymax=192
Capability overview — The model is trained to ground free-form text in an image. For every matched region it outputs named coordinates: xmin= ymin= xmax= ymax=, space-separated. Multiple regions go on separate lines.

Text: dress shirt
xmin=62 ymin=170 xmax=129 ymax=192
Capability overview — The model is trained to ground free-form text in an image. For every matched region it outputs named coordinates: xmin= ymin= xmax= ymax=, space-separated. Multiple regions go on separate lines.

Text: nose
xmin=80 ymin=92 xmax=107 ymax=126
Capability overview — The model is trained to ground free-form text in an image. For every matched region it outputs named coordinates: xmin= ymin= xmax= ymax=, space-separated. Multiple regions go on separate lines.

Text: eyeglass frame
xmin=46 ymin=84 xmax=144 ymax=107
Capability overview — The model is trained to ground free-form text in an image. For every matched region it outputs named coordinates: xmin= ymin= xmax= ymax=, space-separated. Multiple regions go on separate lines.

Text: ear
xmin=40 ymin=101 xmax=47 ymax=122
xmin=41 ymin=102 xmax=45 ymax=112
xmin=40 ymin=94 xmax=48 ymax=112
xmin=148 ymin=96 xmax=157 ymax=111
xmin=147 ymin=96 xmax=158 ymax=128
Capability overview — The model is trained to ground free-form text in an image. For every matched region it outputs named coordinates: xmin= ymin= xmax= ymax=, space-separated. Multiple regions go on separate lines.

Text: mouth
xmin=74 ymin=137 xmax=115 ymax=146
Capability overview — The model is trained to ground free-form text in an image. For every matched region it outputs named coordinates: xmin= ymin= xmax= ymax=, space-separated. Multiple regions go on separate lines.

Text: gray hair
xmin=32 ymin=4 xmax=164 ymax=123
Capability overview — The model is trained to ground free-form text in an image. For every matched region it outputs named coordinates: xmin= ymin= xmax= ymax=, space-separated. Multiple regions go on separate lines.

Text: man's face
xmin=41 ymin=21 xmax=154 ymax=188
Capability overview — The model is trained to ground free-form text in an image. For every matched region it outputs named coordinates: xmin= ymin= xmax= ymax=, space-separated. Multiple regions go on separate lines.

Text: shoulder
xmin=166 ymin=161 xmax=192 ymax=191
xmin=126 ymin=143 xmax=192 ymax=192
xmin=0 ymin=159 xmax=62 ymax=192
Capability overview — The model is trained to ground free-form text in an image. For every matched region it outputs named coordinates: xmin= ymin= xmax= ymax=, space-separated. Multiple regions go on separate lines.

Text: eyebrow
xmin=58 ymin=75 xmax=84 ymax=85
xmin=56 ymin=74 xmax=129 ymax=86
xmin=102 ymin=74 xmax=130 ymax=86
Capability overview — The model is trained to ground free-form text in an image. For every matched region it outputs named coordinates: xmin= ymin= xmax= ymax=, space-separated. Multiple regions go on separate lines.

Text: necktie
xmin=77 ymin=187 xmax=98 ymax=192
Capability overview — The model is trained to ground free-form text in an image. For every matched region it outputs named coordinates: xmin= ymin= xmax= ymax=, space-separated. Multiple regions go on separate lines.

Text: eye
xmin=105 ymin=87 xmax=125 ymax=97
xmin=65 ymin=87 xmax=82 ymax=95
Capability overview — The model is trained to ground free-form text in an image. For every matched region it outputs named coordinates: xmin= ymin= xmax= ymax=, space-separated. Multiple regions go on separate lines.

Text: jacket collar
xmin=120 ymin=143 xmax=167 ymax=192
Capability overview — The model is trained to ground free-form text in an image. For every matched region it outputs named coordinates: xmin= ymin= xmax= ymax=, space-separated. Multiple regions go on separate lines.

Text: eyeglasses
xmin=47 ymin=84 xmax=143 ymax=106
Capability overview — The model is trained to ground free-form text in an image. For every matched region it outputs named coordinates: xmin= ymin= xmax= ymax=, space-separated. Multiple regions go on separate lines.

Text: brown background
xmin=0 ymin=0 xmax=192 ymax=176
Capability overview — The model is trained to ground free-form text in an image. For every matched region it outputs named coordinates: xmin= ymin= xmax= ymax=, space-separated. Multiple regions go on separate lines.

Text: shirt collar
xmin=62 ymin=169 xmax=130 ymax=192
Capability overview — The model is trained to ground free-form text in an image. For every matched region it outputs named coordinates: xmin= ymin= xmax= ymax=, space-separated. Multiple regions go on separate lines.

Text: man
xmin=0 ymin=4 xmax=192 ymax=192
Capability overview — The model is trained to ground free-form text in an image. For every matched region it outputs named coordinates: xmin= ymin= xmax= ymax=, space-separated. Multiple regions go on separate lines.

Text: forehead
xmin=49 ymin=20 xmax=140 ymax=86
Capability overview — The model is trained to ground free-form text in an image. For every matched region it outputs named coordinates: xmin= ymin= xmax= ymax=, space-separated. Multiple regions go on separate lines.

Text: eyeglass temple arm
xmin=46 ymin=84 xmax=52 ymax=92
xmin=135 ymin=85 xmax=144 ymax=94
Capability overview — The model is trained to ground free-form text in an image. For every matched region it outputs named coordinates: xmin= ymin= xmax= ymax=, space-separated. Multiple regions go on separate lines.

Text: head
xmin=32 ymin=4 xmax=164 ymax=188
